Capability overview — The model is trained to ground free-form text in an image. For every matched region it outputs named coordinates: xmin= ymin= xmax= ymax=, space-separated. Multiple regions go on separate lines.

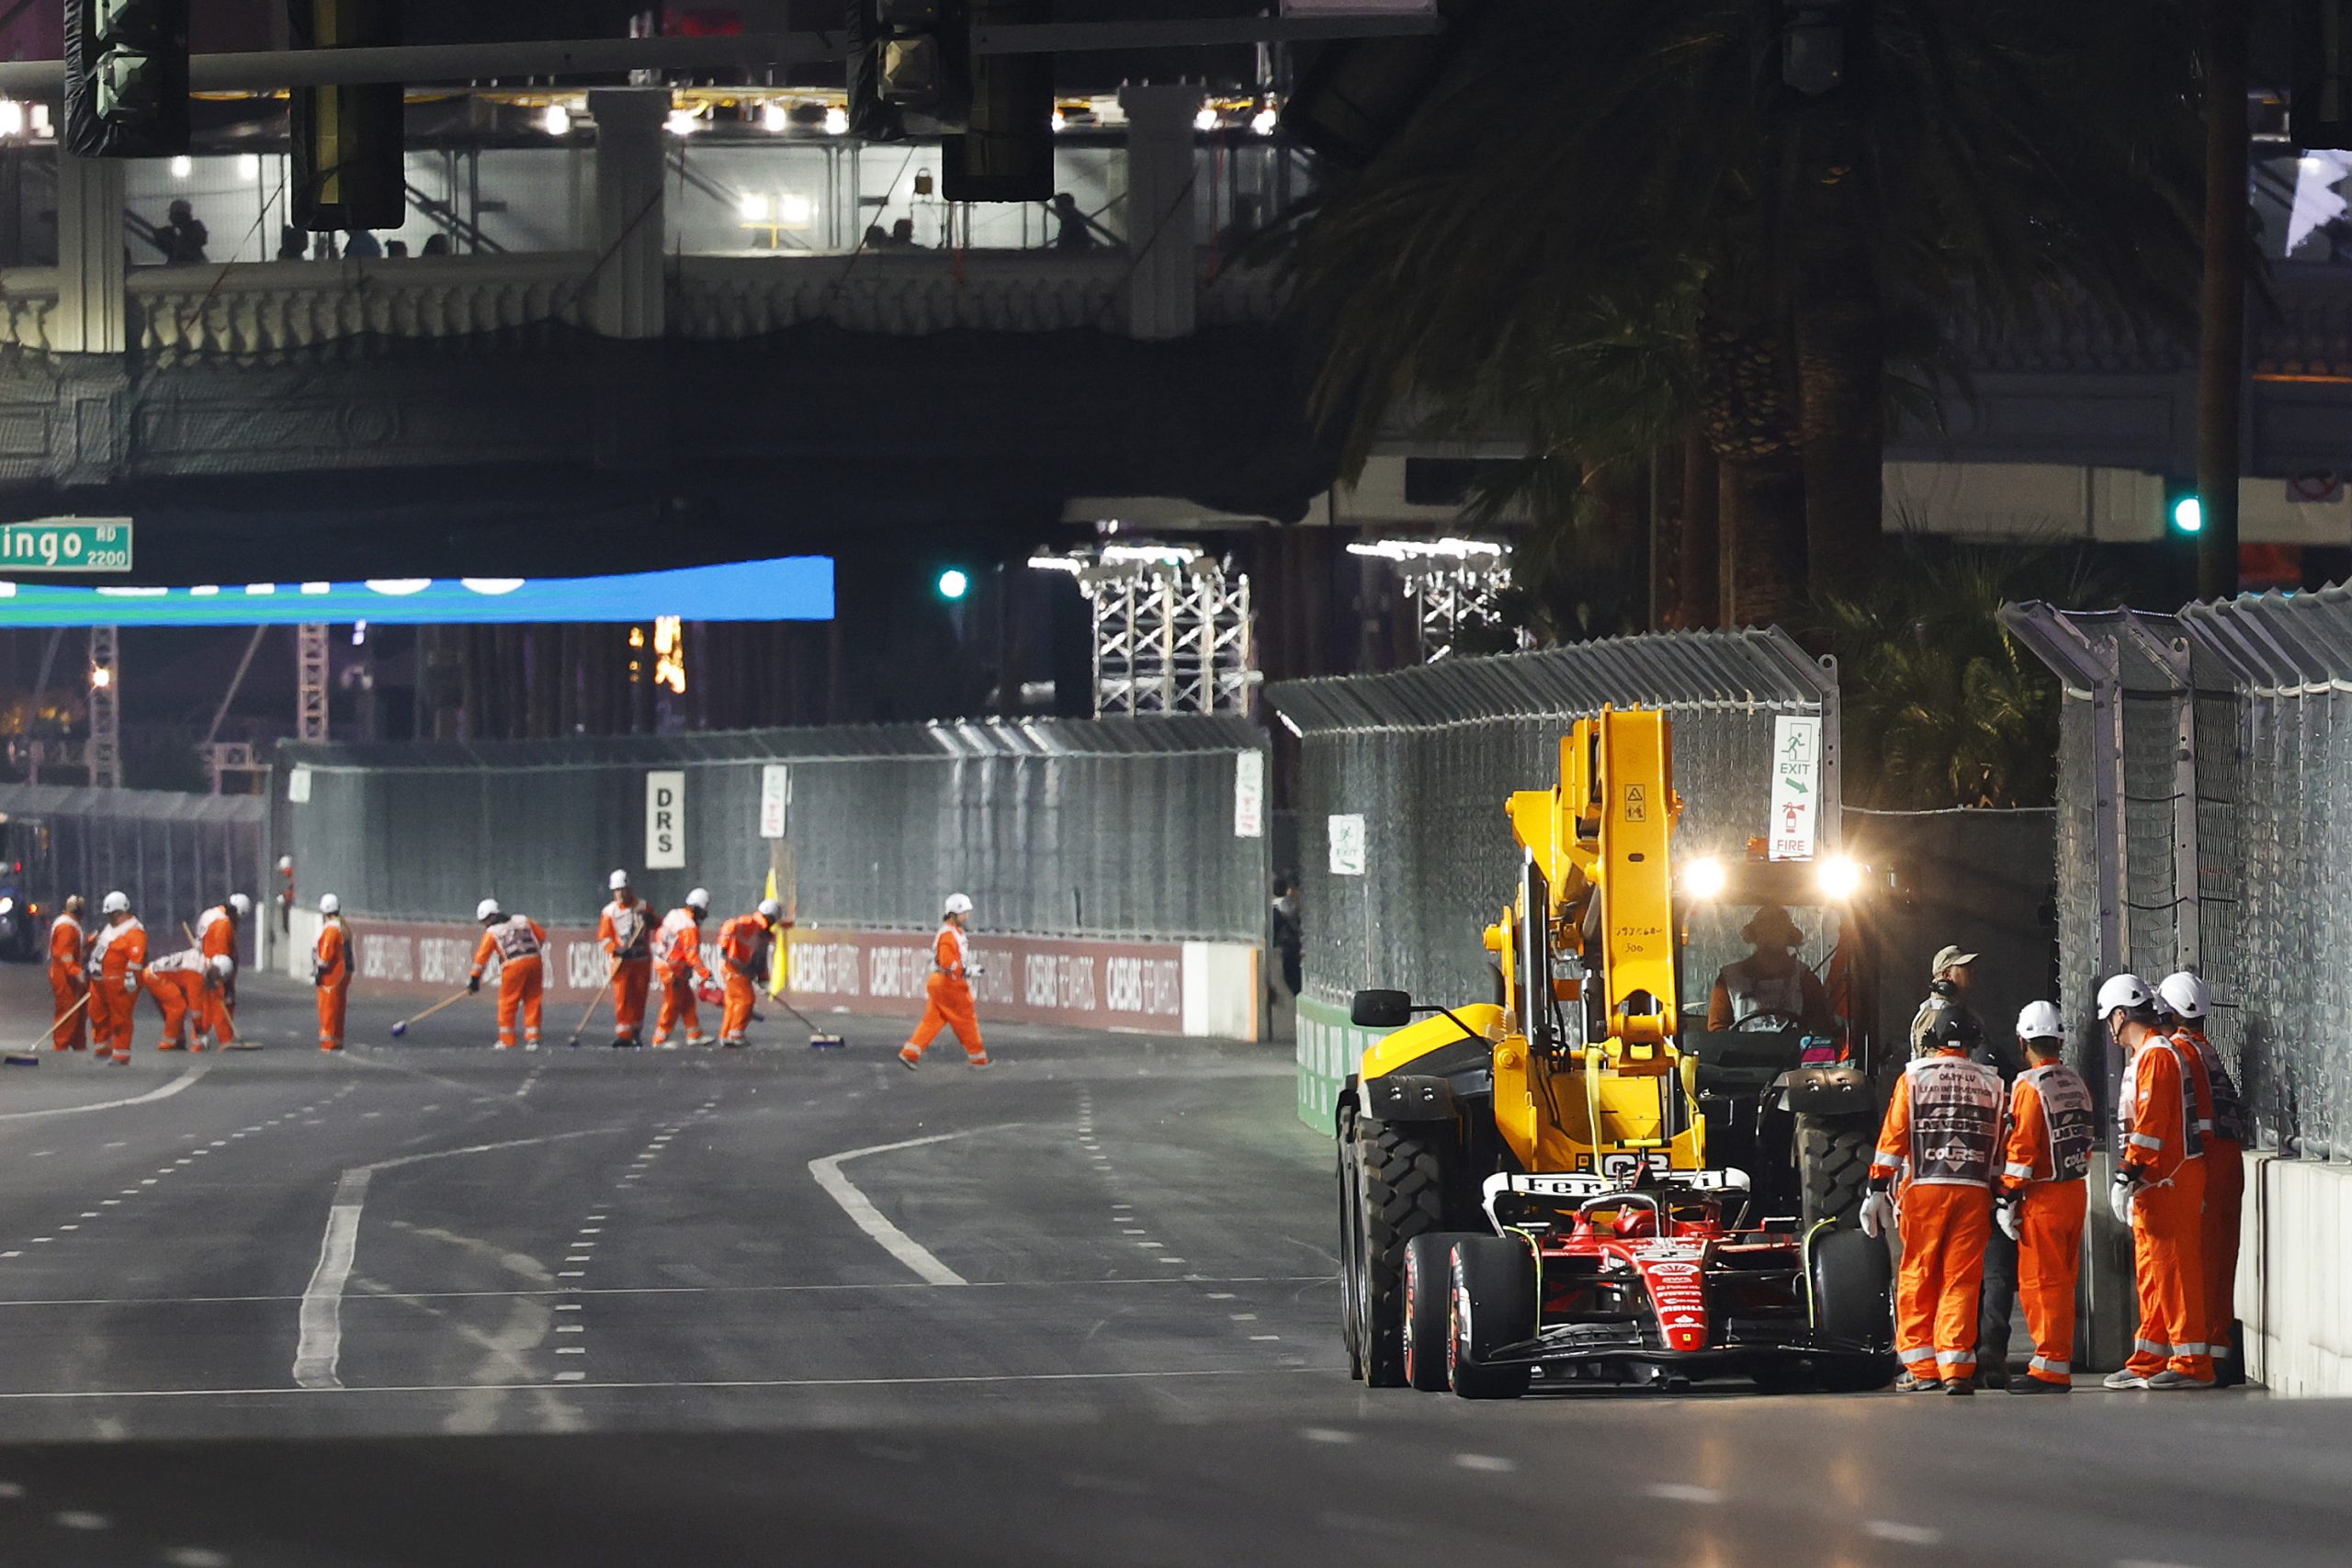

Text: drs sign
xmin=645 ymin=771 xmax=686 ymax=869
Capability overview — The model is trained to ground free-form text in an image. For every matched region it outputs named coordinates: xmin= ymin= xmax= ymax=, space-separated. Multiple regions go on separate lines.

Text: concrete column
xmin=1118 ymin=85 xmax=1202 ymax=341
xmin=590 ymin=88 xmax=668 ymax=340
xmin=55 ymin=148 xmax=127 ymax=355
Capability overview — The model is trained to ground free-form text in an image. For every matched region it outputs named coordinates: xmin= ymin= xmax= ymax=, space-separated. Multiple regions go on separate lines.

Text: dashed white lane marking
xmin=0 ymin=1479 xmax=20 ymax=1495
xmin=0 ymin=1064 xmax=209 ymax=1122
xmin=1300 ymin=1427 xmax=1354 ymax=1444
xmin=1644 ymin=1483 xmax=1723 ymax=1505
xmin=554 ymin=1371 xmax=587 ymax=1382
xmin=164 ymin=1548 xmax=232 ymax=1567
xmin=1864 ymin=1521 xmax=1943 ymax=1547
xmin=54 ymin=1510 xmax=109 ymax=1529
xmin=1229 ymin=1314 xmax=1258 ymax=1321
xmin=809 ymin=1128 xmax=1012 ymax=1288
xmin=1452 ymin=1454 xmax=1515 ymax=1473
xmin=293 ymin=1127 xmax=628 ymax=1391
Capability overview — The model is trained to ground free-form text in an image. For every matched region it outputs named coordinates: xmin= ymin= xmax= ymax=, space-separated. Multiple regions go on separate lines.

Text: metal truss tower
xmin=297 ymin=623 xmax=330 ymax=741
xmin=1037 ymin=547 xmax=1254 ymax=717
xmin=85 ymin=625 xmax=120 ymax=788
xmin=1351 ymin=538 xmax=1523 ymax=663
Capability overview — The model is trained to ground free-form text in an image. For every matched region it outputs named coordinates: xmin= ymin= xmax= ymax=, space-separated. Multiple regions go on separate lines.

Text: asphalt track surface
xmin=0 ymin=968 xmax=2342 ymax=1566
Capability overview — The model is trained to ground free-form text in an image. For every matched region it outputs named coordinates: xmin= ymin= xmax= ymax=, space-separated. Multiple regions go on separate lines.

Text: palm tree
xmin=1284 ymin=0 xmax=2205 ymax=625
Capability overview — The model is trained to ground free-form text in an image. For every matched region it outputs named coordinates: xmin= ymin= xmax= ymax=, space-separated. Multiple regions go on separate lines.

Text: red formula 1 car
xmin=1396 ymin=1170 xmax=1895 ymax=1398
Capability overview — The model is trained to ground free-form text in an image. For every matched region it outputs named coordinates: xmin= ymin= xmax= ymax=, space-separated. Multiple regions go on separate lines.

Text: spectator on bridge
xmin=1271 ymin=874 xmax=1303 ymax=1000
xmin=1048 ymin=191 xmax=1095 ymax=251
xmin=599 ymin=870 xmax=655 ymax=1049
xmin=420 ymin=233 xmax=452 ymax=257
xmin=718 ymin=899 xmax=787 ymax=1050
xmin=313 ymin=895 xmax=351 ymax=1052
xmin=86 ymin=890 xmax=148 ymax=1065
xmin=46 ymin=895 xmax=87 ymax=1053
xmin=1996 ymin=1002 xmax=2094 ymax=1394
xmin=469 ymin=897 xmax=548 ymax=1050
xmin=652 ymin=887 xmax=714 ymax=1048
xmin=888 ymin=217 xmax=920 ymax=249
xmin=385 ymin=240 xmax=409 ymax=259
xmin=899 ymin=894 xmax=988 ymax=1071
xmin=148 ymin=199 xmax=209 ymax=265
xmin=277 ymin=224 xmax=309 ymax=261
xmin=345 ymin=229 xmax=383 ymax=260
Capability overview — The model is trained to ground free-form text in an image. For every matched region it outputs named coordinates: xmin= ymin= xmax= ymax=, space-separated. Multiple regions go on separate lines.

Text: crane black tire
xmin=1337 ymin=1104 xmax=1365 ymax=1381
xmin=1447 ymin=1235 xmax=1535 ymax=1400
xmin=1798 ymin=1117 xmax=1873 ymax=1229
xmin=1353 ymin=1120 xmax=1450 ymax=1388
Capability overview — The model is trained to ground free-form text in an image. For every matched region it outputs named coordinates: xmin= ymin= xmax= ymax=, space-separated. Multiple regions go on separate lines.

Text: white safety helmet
xmin=209 ymin=953 xmax=234 ymax=978
xmin=756 ymin=897 xmax=783 ymax=925
xmin=944 ymin=893 xmax=974 ymax=917
xmin=101 ymin=890 xmax=130 ymax=915
xmin=318 ymin=894 xmax=340 ymax=916
xmin=228 ymin=893 xmax=253 ymax=919
xmin=2016 ymin=1000 xmax=2065 ymax=1042
xmin=2157 ymin=971 xmax=2211 ymax=1021
xmin=476 ymin=897 xmax=503 ymax=923
xmin=609 ymin=869 xmax=630 ymax=891
xmin=2095 ymin=973 xmax=2154 ymax=1019
xmin=277 ymin=855 xmax=293 ymax=872
xmin=685 ymin=886 xmax=710 ymax=912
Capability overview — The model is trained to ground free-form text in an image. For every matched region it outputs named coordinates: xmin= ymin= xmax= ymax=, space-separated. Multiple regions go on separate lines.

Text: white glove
xmin=122 ymin=974 xmax=139 ymax=994
xmin=2109 ymin=1172 xmax=2138 ymax=1228
xmin=1996 ymin=1196 xmax=2022 ymax=1242
xmin=1858 ymin=1190 xmax=1894 ymax=1239
xmin=967 ymin=964 xmax=987 ymax=977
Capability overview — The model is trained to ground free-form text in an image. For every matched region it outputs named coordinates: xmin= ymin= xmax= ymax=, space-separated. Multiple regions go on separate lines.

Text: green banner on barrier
xmin=1295 ymin=995 xmax=1395 ymax=1131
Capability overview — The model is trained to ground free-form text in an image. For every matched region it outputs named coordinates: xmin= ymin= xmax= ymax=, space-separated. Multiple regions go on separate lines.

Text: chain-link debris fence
xmin=0 ymin=784 xmax=266 ymax=953
xmin=2007 ymin=593 xmax=2352 ymax=1159
xmin=277 ymin=717 xmax=1270 ymax=944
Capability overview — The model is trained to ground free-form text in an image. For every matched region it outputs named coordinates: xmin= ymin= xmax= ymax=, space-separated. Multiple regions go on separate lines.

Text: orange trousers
xmin=88 ymin=978 xmax=135 ymax=1058
xmin=142 ymin=971 xmax=204 ymax=1050
xmin=495 ymin=955 xmax=544 ymax=1047
xmin=47 ymin=964 xmax=85 ymax=1050
xmin=204 ymin=978 xmax=236 ymax=1047
xmin=2200 ymin=1139 xmax=2245 ymax=1365
xmin=610 ymin=958 xmax=650 ymax=1040
xmin=1894 ymin=1182 xmax=1993 ymax=1382
xmin=653 ymin=972 xmax=706 ymax=1044
xmin=318 ymin=981 xmax=348 ymax=1050
xmin=2125 ymin=1157 xmax=2212 ymax=1381
xmin=2016 ymin=1180 xmax=2087 ymax=1385
xmin=720 ymin=971 xmax=758 ymax=1043
xmin=906 ymin=974 xmax=984 ymax=1062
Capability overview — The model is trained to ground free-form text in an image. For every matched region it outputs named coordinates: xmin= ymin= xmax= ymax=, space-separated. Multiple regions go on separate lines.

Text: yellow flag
xmin=763 ymin=866 xmax=786 ymax=997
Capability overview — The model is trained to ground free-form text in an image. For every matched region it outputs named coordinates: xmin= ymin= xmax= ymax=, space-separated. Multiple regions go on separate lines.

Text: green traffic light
xmin=937 ymin=569 xmax=970 ymax=601
xmin=2171 ymin=495 xmax=2203 ymax=535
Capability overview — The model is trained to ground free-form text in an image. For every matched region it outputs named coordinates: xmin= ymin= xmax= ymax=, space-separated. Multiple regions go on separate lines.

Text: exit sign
xmin=0 ymin=518 xmax=132 ymax=573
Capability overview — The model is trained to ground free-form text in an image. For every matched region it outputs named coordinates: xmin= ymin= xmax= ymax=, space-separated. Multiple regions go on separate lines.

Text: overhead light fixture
xmin=822 ymin=106 xmax=849 ymax=136
xmin=1815 ymin=853 xmax=1864 ymax=901
xmin=665 ymin=107 xmax=703 ymax=137
xmin=1193 ymin=106 xmax=1217 ymax=132
xmin=739 ymin=192 xmax=771 ymax=222
xmin=1026 ymin=555 xmax=1084 ymax=575
xmin=89 ymin=665 xmax=112 ymax=690
xmin=541 ymin=103 xmax=571 ymax=137
xmin=1051 ymin=109 xmax=1068 ymax=131
xmin=1347 ymin=537 xmax=1508 ymax=563
xmin=236 ymin=152 xmax=260 ymax=180
xmin=169 ymin=154 xmax=191 ymax=178
xmin=1250 ymin=103 xmax=1279 ymax=136
xmin=777 ymin=193 xmax=814 ymax=226
xmin=0 ymin=100 xmax=25 ymax=139
xmin=761 ymin=101 xmax=789 ymax=133
xmin=1098 ymin=543 xmax=1200 ymax=567
xmin=1681 ymin=857 xmax=1727 ymax=901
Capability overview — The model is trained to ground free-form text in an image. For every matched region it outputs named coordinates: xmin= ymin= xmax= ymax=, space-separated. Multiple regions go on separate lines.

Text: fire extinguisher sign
xmin=1768 ymin=716 xmax=1821 ymax=863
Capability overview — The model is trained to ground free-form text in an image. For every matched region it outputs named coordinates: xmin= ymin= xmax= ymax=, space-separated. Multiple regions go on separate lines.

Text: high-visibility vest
xmin=1900 ymin=1054 xmax=2003 ymax=1187
xmin=2006 ymin=1064 xmax=2095 ymax=1185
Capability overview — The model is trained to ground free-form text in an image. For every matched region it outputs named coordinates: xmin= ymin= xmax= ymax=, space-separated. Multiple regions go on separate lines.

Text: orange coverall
xmin=1999 ymin=1063 xmax=2094 ymax=1387
xmin=904 ymin=922 xmax=987 ymax=1065
xmin=197 ymin=903 xmax=240 ymax=1047
xmin=2120 ymin=1034 xmax=2212 ymax=1382
xmin=46 ymin=911 xmax=86 ymax=1051
xmin=314 ymin=915 xmax=351 ymax=1051
xmin=2177 ymin=1026 xmax=2245 ymax=1365
xmin=652 ymin=908 xmax=711 ymax=1046
xmin=141 ymin=949 xmax=213 ymax=1052
xmin=1871 ymin=1048 xmax=2003 ymax=1384
xmin=716 ymin=913 xmax=772 ymax=1045
xmin=472 ymin=916 xmax=548 ymax=1048
xmin=599 ymin=895 xmax=655 ymax=1043
xmin=87 ymin=916 xmax=149 ymax=1061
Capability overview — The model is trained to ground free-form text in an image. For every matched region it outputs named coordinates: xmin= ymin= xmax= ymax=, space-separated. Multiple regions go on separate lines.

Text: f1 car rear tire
xmin=1798 ymin=1117 xmax=1873 ymax=1229
xmin=1352 ymin=1120 xmax=1451 ymax=1388
xmin=1808 ymin=1224 xmax=1897 ymax=1391
xmin=1402 ymin=1234 xmax=1461 ymax=1392
xmin=1447 ymin=1236 xmax=1535 ymax=1400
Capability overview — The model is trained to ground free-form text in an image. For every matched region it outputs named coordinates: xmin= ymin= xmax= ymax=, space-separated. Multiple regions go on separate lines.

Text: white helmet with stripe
xmin=101 ymin=890 xmax=129 ymax=915
xmin=2156 ymin=971 xmax=2211 ymax=1021
xmin=2015 ymin=1000 xmax=2064 ymax=1042
xmin=318 ymin=894 xmax=340 ymax=916
xmin=477 ymin=897 xmax=502 ymax=923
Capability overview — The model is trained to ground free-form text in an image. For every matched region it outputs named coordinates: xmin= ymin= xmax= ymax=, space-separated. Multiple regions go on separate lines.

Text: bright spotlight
xmin=1193 ymin=106 xmax=1217 ymax=132
xmin=822 ymin=106 xmax=850 ymax=136
xmin=237 ymin=153 xmax=260 ymax=180
xmin=1250 ymin=104 xmax=1279 ymax=136
xmin=1682 ymin=857 xmax=1727 ymax=901
xmin=89 ymin=665 xmax=113 ymax=690
xmin=1815 ymin=853 xmax=1864 ymax=901
xmin=541 ymin=103 xmax=572 ymax=137
xmin=665 ymin=107 xmax=702 ymax=137
xmin=738 ymin=193 xmax=771 ymax=222
xmin=169 ymin=154 xmax=191 ymax=178
xmin=936 ymin=569 xmax=970 ymax=602
xmin=760 ymin=101 xmax=789 ymax=133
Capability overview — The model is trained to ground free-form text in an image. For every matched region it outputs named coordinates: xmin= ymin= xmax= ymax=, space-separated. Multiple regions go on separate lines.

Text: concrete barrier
xmin=287 ymin=909 xmax=1259 ymax=1041
xmin=2241 ymin=1152 xmax=2352 ymax=1395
